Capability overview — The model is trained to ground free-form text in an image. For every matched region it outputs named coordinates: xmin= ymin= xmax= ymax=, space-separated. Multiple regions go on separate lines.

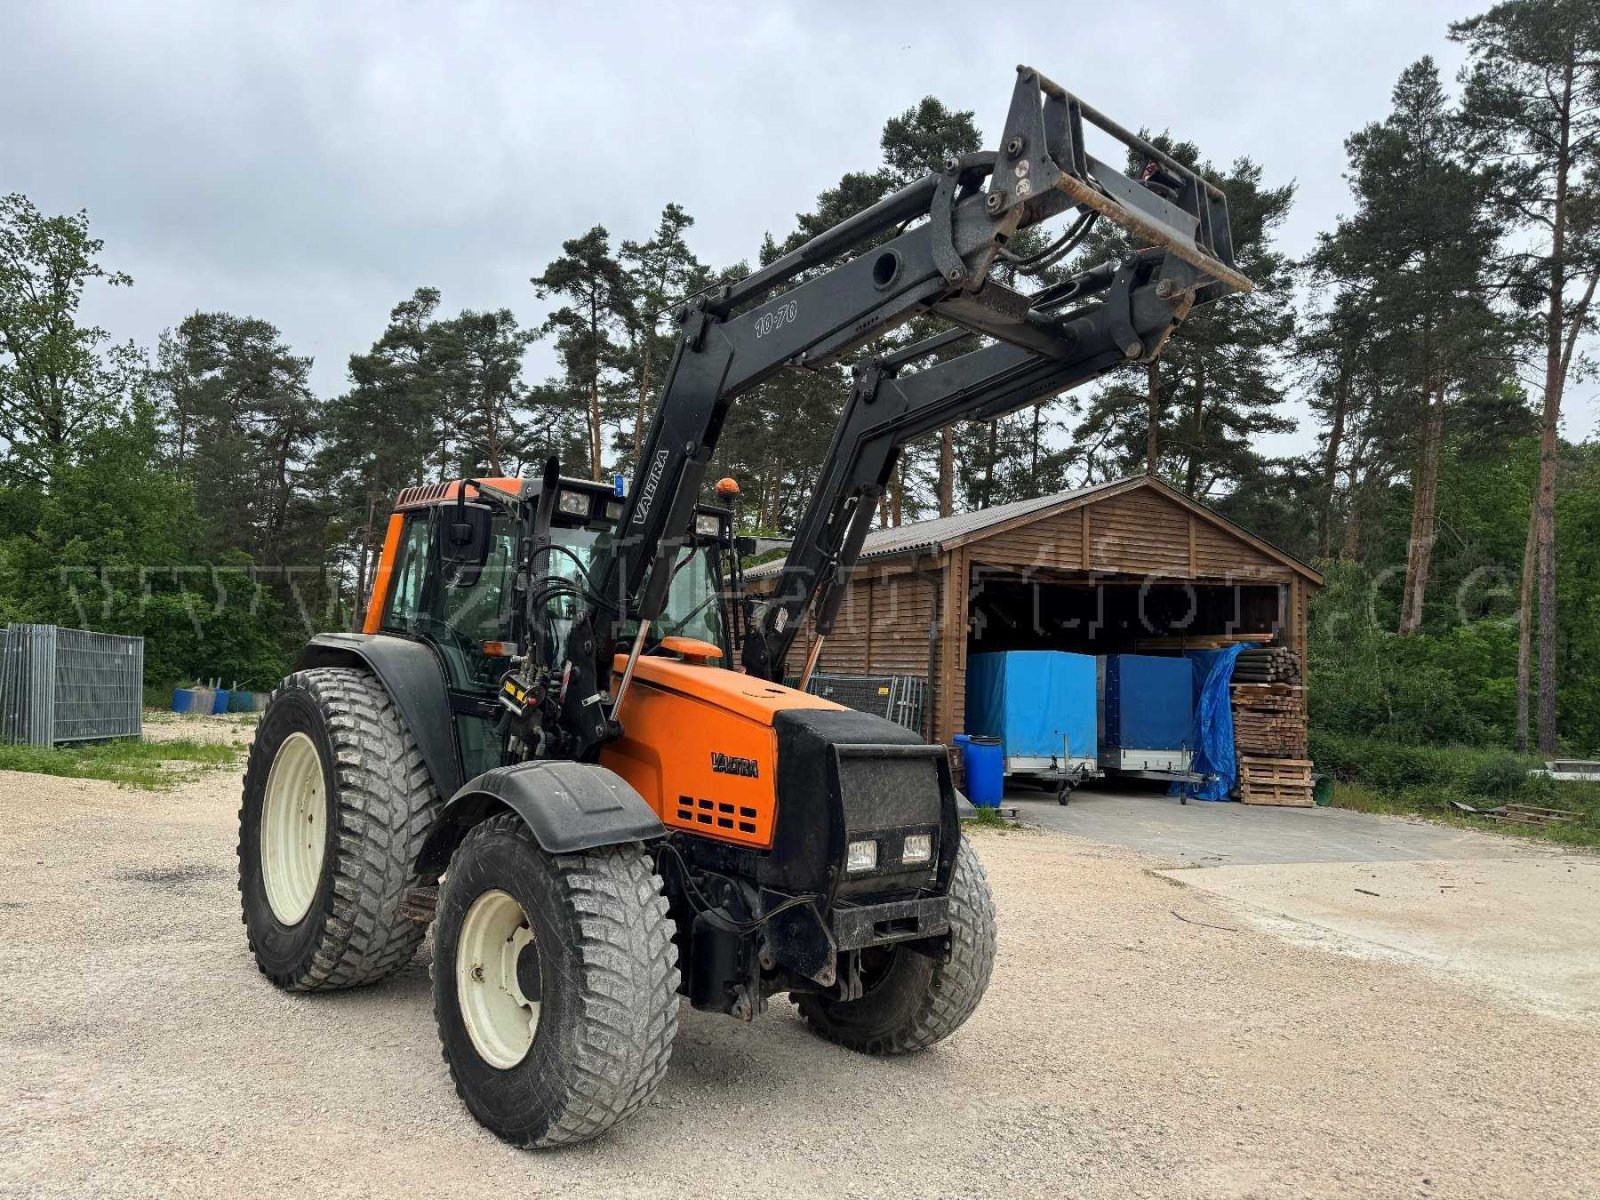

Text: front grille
xmin=836 ymin=746 xmax=942 ymax=834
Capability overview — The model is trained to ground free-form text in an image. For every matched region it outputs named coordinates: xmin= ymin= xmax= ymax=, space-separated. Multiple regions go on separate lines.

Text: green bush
xmin=1310 ymin=728 xmax=1538 ymax=801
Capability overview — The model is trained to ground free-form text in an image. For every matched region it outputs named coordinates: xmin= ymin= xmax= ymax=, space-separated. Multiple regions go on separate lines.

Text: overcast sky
xmin=7 ymin=0 xmax=1594 ymax=458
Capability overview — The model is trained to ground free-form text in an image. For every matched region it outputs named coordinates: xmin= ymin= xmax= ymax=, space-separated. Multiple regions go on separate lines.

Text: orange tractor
xmin=238 ymin=67 xmax=1249 ymax=1148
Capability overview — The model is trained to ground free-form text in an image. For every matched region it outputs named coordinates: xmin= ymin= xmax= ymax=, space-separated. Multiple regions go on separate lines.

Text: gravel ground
xmin=139 ymin=711 xmax=260 ymax=746
xmin=3 ymin=756 xmax=1599 ymax=1200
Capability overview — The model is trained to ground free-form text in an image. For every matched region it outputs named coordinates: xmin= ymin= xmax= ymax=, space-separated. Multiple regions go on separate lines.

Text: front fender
xmin=417 ymin=760 xmax=665 ymax=876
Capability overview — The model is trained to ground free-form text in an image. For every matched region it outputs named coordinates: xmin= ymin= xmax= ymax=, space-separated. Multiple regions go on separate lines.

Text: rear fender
xmin=417 ymin=760 xmax=665 ymax=876
xmin=296 ymin=632 xmax=463 ymax=798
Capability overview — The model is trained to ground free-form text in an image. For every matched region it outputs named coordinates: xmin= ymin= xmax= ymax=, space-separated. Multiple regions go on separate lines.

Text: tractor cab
xmin=363 ymin=473 xmax=741 ymax=776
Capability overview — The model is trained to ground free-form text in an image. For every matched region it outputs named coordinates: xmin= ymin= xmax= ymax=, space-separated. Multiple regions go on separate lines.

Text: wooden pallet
xmin=1238 ymin=756 xmax=1315 ymax=806
xmin=1484 ymin=803 xmax=1578 ymax=828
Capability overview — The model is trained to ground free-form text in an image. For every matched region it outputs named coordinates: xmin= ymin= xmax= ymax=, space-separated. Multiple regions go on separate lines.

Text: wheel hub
xmin=259 ymin=731 xmax=326 ymax=925
xmin=456 ymin=889 xmax=541 ymax=1069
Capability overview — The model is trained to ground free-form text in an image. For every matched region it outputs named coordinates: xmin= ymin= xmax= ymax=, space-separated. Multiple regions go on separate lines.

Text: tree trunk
xmin=1534 ymin=61 xmax=1575 ymax=753
xmin=1183 ymin=363 xmax=1205 ymax=496
xmin=890 ymin=460 xmax=903 ymax=527
xmin=1145 ymin=359 xmax=1161 ymax=476
xmin=632 ymin=341 xmax=653 ymax=472
xmin=1398 ymin=381 xmax=1446 ymax=635
xmin=587 ymin=379 xmax=603 ymax=481
xmin=1319 ymin=357 xmax=1350 ymax=557
xmin=1515 ymin=497 xmax=1537 ymax=753
xmin=938 ymin=426 xmax=954 ymax=517
xmin=981 ymin=419 xmax=997 ymax=507
xmin=1030 ymin=404 xmax=1041 ymax=491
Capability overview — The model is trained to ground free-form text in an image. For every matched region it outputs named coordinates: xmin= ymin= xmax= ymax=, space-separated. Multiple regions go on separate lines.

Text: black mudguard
xmin=297 ymin=632 xmax=464 ymax=799
xmin=417 ymin=760 xmax=665 ymax=876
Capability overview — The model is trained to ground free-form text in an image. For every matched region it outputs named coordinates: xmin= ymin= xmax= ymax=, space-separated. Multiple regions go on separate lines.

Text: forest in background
xmin=3 ymin=0 xmax=1598 ymax=759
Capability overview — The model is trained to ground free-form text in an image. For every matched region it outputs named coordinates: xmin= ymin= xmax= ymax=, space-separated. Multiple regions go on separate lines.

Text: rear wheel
xmin=799 ymin=837 xmax=996 ymax=1055
xmin=432 ymin=813 xmax=679 ymax=1149
xmin=238 ymin=667 xmax=441 ymax=991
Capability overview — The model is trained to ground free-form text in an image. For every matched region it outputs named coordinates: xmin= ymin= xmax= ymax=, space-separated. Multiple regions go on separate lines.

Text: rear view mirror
xmin=435 ymin=501 xmax=495 ymax=588
xmin=734 ymin=536 xmax=758 ymax=557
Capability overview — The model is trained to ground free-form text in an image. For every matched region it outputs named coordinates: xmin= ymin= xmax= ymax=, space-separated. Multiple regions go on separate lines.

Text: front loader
xmin=237 ymin=67 xmax=1252 ymax=1149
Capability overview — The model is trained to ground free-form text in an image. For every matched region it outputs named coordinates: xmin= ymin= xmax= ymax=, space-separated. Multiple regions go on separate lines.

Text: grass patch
xmin=0 ymin=738 xmax=239 ymax=790
xmin=1314 ymin=730 xmax=1600 ymax=849
xmin=964 ymin=805 xmax=1024 ymax=832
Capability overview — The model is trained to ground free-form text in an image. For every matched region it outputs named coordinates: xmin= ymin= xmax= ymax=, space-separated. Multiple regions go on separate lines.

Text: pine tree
xmin=1453 ymin=0 xmax=1600 ymax=751
xmin=532 ymin=228 xmax=636 ymax=480
xmin=155 ymin=312 xmax=318 ymax=566
xmin=1308 ymin=58 xmax=1506 ymax=634
xmin=619 ymin=204 xmax=712 ymax=471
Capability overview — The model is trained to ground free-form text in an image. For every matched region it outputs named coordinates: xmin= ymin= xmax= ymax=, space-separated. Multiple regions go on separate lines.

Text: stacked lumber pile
xmin=1231 ymin=683 xmax=1308 ymax=758
xmin=1230 ymin=645 xmax=1313 ymax=805
xmin=1237 ymin=756 xmax=1315 ymax=806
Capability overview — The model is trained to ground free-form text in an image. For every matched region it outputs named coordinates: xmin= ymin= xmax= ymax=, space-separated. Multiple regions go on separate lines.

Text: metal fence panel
xmin=0 ymin=624 xmax=144 ymax=746
xmin=804 ymin=672 xmax=927 ymax=736
xmin=51 ymin=627 xmax=143 ymax=741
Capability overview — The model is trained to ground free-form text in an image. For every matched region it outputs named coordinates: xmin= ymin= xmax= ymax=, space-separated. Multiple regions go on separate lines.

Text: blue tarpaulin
xmin=1172 ymin=643 xmax=1245 ymax=801
xmin=1102 ymin=655 xmax=1194 ymax=750
xmin=964 ymin=651 xmax=1097 ymax=762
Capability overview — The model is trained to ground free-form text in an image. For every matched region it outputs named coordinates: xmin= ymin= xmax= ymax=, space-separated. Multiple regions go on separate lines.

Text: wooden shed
xmin=745 ymin=475 xmax=1324 ymax=744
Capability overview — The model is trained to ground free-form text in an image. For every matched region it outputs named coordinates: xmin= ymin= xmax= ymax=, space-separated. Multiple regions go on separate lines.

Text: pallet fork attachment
xmin=992 ymin=66 xmax=1253 ymax=298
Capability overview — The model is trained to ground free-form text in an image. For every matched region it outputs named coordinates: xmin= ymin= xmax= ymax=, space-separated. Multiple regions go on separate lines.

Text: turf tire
xmin=238 ymin=667 xmax=441 ymax=991
xmin=432 ymin=812 xmax=679 ymax=1149
xmin=798 ymin=836 xmax=996 ymax=1055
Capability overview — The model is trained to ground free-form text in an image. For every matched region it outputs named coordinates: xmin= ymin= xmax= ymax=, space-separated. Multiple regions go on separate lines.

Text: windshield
xmin=545 ymin=527 xmax=728 ymax=660
xmin=384 ymin=513 xmax=729 ymax=684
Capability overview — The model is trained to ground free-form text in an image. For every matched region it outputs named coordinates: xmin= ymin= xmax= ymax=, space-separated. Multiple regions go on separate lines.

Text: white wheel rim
xmin=456 ymin=889 xmax=540 ymax=1069
xmin=259 ymin=731 xmax=327 ymax=925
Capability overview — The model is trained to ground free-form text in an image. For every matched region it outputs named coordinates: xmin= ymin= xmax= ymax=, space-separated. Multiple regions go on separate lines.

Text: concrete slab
xmin=1007 ymin=783 xmax=1549 ymax=867
xmin=1168 ymin=856 xmax=1600 ymax=1019
xmin=1009 ymin=781 xmax=1600 ymax=1020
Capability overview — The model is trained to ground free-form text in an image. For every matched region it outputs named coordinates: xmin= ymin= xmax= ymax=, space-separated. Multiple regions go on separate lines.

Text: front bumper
xmin=831 ymin=894 xmax=950 ymax=952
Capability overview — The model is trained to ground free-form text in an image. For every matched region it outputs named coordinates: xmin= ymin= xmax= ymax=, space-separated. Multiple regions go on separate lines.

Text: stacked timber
xmin=1231 ymin=644 xmax=1300 ymax=684
xmin=1230 ymin=644 xmax=1313 ymax=805
xmin=1231 ymin=683 xmax=1309 ymax=758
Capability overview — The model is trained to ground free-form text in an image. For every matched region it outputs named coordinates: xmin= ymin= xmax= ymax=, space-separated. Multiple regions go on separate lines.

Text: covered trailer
xmin=965 ymin=650 xmax=1098 ymax=796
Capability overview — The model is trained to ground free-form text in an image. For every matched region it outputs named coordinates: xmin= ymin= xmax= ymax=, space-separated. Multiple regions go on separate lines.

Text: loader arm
xmin=744 ymin=249 xmax=1205 ymax=684
xmin=549 ymin=66 xmax=1252 ymax=758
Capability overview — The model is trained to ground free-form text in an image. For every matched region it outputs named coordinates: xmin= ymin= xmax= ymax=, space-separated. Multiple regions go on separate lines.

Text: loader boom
xmin=548 ymin=66 xmax=1252 ymax=757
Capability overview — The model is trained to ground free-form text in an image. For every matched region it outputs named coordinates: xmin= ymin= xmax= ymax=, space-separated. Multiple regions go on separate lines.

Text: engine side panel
xmin=601 ymin=680 xmax=780 ymax=848
xmin=599 ymin=656 xmax=844 ymax=850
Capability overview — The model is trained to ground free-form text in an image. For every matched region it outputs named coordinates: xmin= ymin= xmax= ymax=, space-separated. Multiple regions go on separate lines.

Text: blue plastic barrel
xmin=212 ymin=689 xmax=231 ymax=715
xmin=962 ymin=735 xmax=1005 ymax=808
xmin=171 ymin=688 xmax=195 ymax=714
xmin=228 ymin=690 xmax=255 ymax=713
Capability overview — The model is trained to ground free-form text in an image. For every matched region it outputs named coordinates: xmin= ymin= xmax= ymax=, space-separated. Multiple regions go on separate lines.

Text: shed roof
xmin=744 ymin=475 xmax=1323 ymax=584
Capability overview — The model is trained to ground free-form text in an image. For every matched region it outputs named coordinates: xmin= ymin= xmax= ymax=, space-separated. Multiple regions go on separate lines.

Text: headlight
xmin=558 ymin=490 xmax=589 ymax=517
xmin=694 ymin=513 xmax=721 ymax=537
xmin=901 ymin=833 xmax=933 ymax=865
xmin=846 ymin=839 xmax=878 ymax=873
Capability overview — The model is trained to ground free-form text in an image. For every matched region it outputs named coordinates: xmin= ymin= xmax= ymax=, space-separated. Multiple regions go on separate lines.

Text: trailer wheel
xmin=238 ymin=667 xmax=441 ymax=991
xmin=432 ymin=812 xmax=679 ymax=1149
xmin=799 ymin=837 xmax=996 ymax=1055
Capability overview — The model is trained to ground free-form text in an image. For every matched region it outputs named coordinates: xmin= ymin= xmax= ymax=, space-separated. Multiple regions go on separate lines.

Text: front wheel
xmin=798 ymin=837 xmax=997 ymax=1055
xmin=432 ymin=813 xmax=679 ymax=1149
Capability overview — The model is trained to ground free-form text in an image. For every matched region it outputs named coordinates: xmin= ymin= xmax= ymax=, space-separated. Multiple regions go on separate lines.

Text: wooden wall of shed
xmin=791 ymin=564 xmax=938 ymax=678
xmin=750 ymin=483 xmax=1320 ymax=746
